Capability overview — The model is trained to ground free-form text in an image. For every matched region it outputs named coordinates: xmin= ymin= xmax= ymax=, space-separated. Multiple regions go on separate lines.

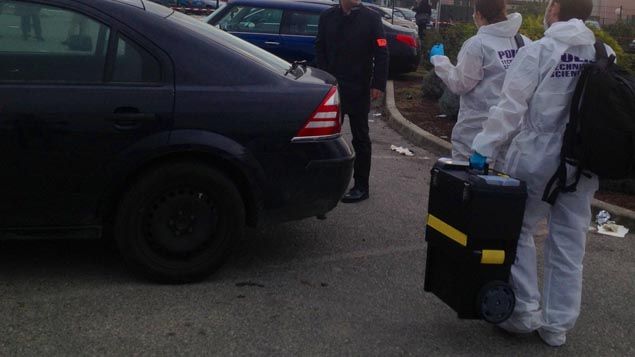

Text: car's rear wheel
xmin=115 ymin=161 xmax=244 ymax=283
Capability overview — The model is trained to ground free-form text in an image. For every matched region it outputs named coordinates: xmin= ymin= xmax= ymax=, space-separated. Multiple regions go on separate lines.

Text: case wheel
xmin=477 ymin=281 xmax=516 ymax=323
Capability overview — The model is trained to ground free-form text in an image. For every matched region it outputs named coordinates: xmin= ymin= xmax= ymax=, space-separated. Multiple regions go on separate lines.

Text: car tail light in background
xmin=292 ymin=86 xmax=341 ymax=141
xmin=396 ymin=34 xmax=418 ymax=48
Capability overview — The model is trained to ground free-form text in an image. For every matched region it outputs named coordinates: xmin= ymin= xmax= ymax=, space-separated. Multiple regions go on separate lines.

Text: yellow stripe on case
xmin=427 ymin=214 xmax=468 ymax=247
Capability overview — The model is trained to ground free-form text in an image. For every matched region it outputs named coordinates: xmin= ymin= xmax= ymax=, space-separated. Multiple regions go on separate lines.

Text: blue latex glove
xmin=429 ymin=43 xmax=445 ymax=60
xmin=469 ymin=152 xmax=487 ymax=171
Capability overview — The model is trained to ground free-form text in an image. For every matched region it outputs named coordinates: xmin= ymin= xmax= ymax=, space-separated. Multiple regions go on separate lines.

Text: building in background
xmin=592 ymin=0 xmax=635 ymax=24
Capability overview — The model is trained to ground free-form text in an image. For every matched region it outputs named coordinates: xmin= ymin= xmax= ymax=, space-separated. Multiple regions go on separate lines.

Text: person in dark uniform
xmin=315 ymin=0 xmax=389 ymax=203
xmin=413 ymin=0 xmax=431 ymax=40
xmin=16 ymin=3 xmax=43 ymax=41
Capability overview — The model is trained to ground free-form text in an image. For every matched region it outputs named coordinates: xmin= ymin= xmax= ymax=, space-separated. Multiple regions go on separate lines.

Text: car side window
xmin=0 ymin=0 xmax=110 ymax=82
xmin=112 ymin=35 xmax=162 ymax=83
xmin=217 ymin=6 xmax=283 ymax=34
xmin=281 ymin=11 xmax=319 ymax=36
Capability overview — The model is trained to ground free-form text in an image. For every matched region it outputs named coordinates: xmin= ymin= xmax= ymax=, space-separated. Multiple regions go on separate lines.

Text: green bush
xmin=421 ymin=23 xmax=476 ymax=64
xmin=421 ymin=70 xmax=445 ymax=100
xmin=519 ymin=14 xmax=544 ymax=41
xmin=438 ymin=88 xmax=460 ymax=119
xmin=603 ymin=22 xmax=635 ymax=48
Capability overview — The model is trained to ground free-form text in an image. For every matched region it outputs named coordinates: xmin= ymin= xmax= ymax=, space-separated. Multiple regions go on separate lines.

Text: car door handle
xmin=108 ymin=113 xmax=158 ymax=122
xmin=108 ymin=108 xmax=158 ymax=130
xmin=264 ymin=41 xmax=280 ymax=46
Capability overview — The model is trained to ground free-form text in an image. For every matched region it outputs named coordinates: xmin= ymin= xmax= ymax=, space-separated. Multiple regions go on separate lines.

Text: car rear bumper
xmin=262 ymin=136 xmax=354 ymax=224
xmin=389 ymin=43 xmax=421 ymax=74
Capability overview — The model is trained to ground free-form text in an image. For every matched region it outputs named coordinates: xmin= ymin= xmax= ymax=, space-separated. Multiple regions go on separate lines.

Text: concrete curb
xmin=384 ymin=81 xmax=451 ymax=157
xmin=384 ymin=79 xmax=635 ymax=228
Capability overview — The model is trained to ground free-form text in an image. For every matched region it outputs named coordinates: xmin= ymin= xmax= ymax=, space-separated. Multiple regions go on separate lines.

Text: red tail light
xmin=292 ymin=86 xmax=341 ymax=141
xmin=396 ymin=34 xmax=418 ymax=48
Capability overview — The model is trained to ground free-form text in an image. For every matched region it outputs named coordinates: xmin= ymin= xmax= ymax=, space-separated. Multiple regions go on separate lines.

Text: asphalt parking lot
xmin=0 ymin=111 xmax=633 ymax=356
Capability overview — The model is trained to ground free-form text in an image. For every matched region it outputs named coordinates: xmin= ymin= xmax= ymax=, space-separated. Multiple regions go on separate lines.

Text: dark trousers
xmin=21 ymin=15 xmax=42 ymax=38
xmin=346 ymin=111 xmax=371 ymax=191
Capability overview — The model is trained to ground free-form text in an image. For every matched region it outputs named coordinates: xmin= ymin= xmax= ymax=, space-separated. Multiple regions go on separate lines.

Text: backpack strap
xmin=593 ymin=40 xmax=617 ymax=69
xmin=514 ymin=34 xmax=525 ymax=49
xmin=542 ymin=161 xmax=566 ymax=204
xmin=594 ymin=40 xmax=608 ymax=60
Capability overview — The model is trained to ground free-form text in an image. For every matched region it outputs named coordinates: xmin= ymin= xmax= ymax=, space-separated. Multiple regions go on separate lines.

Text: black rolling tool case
xmin=423 ymin=158 xmax=527 ymax=323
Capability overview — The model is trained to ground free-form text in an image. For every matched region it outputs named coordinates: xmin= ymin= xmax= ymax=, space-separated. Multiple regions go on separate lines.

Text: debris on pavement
xmin=594 ymin=210 xmax=629 ymax=237
xmin=436 ymin=114 xmax=447 ymax=118
xmin=391 ymin=145 xmax=414 ymax=157
xmin=597 ymin=222 xmax=630 ymax=238
xmin=596 ymin=210 xmax=611 ymax=225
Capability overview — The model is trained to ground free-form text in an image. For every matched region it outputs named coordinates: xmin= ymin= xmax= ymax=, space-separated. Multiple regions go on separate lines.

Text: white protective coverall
xmin=472 ymin=19 xmax=615 ymax=346
xmin=431 ymin=13 xmax=531 ymax=168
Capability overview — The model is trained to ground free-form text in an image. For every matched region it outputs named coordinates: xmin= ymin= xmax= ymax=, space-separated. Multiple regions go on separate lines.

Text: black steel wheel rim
xmin=141 ymin=187 xmax=220 ymax=260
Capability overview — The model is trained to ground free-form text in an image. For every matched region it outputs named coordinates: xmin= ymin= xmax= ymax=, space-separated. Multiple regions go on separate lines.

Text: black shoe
xmin=341 ymin=188 xmax=369 ymax=203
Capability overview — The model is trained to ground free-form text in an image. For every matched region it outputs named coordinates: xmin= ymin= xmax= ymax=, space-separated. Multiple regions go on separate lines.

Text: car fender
xmin=99 ymin=130 xmax=266 ymax=227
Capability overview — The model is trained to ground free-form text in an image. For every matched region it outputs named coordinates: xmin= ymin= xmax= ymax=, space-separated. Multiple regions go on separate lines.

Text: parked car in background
xmin=365 ymin=3 xmax=418 ymax=31
xmin=149 ymin=0 xmax=226 ymax=9
xmin=207 ymin=0 xmax=421 ymax=73
xmin=0 ymin=0 xmax=353 ymax=282
xmin=628 ymin=39 xmax=635 ymax=53
xmin=394 ymin=7 xmax=416 ymax=22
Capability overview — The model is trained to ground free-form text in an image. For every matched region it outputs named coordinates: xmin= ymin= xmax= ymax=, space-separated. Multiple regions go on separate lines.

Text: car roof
xmin=226 ymin=0 xmax=333 ymax=10
xmin=112 ymin=0 xmax=145 ymax=9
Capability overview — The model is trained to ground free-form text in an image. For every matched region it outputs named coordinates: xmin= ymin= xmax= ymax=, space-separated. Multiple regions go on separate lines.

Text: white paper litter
xmin=436 ymin=114 xmax=447 ymax=118
xmin=390 ymin=145 xmax=414 ymax=157
xmin=597 ymin=222 xmax=629 ymax=238
xmin=372 ymin=113 xmax=382 ymax=117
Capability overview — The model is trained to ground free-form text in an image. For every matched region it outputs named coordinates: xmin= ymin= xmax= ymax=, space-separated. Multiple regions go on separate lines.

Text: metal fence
xmin=594 ymin=5 xmax=635 ymax=25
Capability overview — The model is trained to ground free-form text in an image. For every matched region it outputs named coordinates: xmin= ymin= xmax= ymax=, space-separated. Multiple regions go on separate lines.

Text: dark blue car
xmin=0 ymin=0 xmax=353 ymax=282
xmin=207 ymin=0 xmax=422 ymax=73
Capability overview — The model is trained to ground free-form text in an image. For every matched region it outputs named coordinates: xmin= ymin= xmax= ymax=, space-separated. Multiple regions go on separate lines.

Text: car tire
xmin=114 ymin=161 xmax=244 ymax=283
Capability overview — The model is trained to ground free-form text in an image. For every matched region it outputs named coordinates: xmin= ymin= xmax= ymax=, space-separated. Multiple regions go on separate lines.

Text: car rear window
xmin=166 ymin=11 xmax=291 ymax=75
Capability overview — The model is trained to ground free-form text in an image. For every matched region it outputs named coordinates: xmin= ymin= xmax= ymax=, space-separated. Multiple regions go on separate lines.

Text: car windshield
xmin=167 ymin=10 xmax=291 ymax=75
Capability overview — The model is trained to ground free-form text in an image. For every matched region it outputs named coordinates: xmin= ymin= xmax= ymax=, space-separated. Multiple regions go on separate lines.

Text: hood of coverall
xmin=477 ymin=12 xmax=523 ymax=38
xmin=544 ymin=18 xmax=595 ymax=46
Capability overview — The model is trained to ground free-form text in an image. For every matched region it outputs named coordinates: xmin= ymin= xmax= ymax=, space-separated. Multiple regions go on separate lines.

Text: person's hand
xmin=469 ymin=152 xmax=487 ymax=171
xmin=429 ymin=43 xmax=445 ymax=60
xmin=371 ymin=89 xmax=383 ymax=101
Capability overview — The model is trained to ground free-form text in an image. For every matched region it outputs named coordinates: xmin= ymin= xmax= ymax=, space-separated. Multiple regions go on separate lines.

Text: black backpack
xmin=543 ymin=41 xmax=635 ymax=204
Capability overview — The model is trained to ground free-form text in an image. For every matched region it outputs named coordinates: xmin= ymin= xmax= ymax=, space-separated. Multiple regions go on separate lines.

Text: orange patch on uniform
xmin=376 ymin=38 xmax=387 ymax=47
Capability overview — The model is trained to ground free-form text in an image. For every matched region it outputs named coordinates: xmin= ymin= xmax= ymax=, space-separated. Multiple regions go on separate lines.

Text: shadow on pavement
xmin=0 ymin=223 xmax=318 ymax=283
